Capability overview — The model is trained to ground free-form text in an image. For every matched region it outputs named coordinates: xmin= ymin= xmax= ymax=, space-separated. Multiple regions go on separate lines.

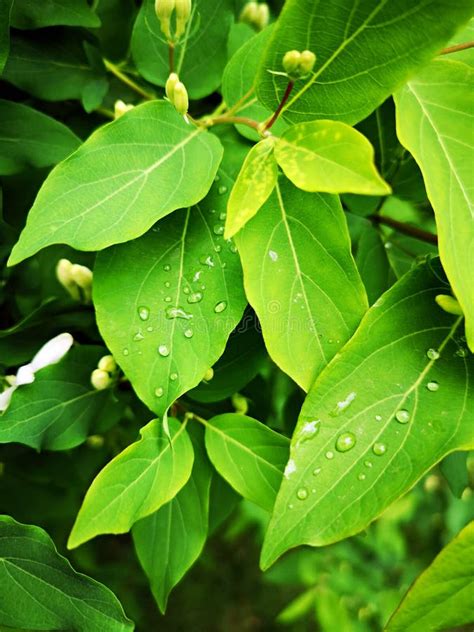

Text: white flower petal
xmin=15 ymin=363 xmax=35 ymax=386
xmin=30 ymin=333 xmax=74 ymax=372
xmin=0 ymin=385 xmax=17 ymax=412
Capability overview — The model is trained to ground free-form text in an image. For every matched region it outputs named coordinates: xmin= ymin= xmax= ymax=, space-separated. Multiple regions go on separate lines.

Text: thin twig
xmin=371 ymin=214 xmax=438 ymax=245
xmin=103 ymin=59 xmax=155 ymax=100
xmin=440 ymin=41 xmax=474 ymax=55
xmin=263 ymin=80 xmax=294 ymax=131
xmin=168 ymin=43 xmax=175 ymax=73
xmin=209 ymin=115 xmax=261 ymax=132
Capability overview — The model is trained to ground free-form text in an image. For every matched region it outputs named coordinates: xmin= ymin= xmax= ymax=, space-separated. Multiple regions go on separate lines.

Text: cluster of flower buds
xmin=155 ymin=0 xmax=192 ymax=42
xmin=239 ymin=2 xmax=270 ymax=31
xmin=90 ymin=354 xmax=118 ymax=391
xmin=114 ymin=100 xmax=134 ymax=119
xmin=435 ymin=294 xmax=464 ymax=316
xmin=56 ymin=259 xmax=93 ymax=303
xmin=165 ymin=72 xmax=189 ymax=117
xmin=282 ymin=49 xmax=317 ymax=79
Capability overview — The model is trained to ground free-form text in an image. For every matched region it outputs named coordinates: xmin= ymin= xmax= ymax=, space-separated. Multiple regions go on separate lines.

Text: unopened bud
xmin=87 ymin=434 xmax=105 ymax=449
xmin=173 ymin=81 xmax=189 ymax=115
xmin=231 ymin=392 xmax=248 ymax=415
xmin=175 ymin=0 xmax=192 ymax=38
xmin=299 ymin=50 xmax=317 ymax=75
xmin=91 ymin=368 xmax=112 ymax=390
xmin=98 ymin=355 xmax=117 ymax=373
xmin=282 ymin=50 xmax=301 ymax=74
xmin=70 ymin=264 xmax=93 ymax=303
xmin=240 ymin=1 xmax=258 ymax=24
xmin=255 ymin=3 xmax=269 ymax=30
xmin=435 ymin=294 xmax=463 ymax=316
xmin=155 ymin=0 xmax=175 ymax=39
xmin=165 ymin=72 xmax=179 ymax=102
xmin=203 ymin=367 xmax=214 ymax=382
xmin=114 ymin=100 xmax=134 ymax=119
xmin=56 ymin=258 xmax=80 ymax=301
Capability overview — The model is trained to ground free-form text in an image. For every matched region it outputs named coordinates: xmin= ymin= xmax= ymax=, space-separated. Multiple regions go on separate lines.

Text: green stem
xmin=208 ymin=115 xmax=261 ymax=132
xmin=103 ymin=59 xmax=155 ymax=100
xmin=263 ymin=80 xmax=294 ymax=131
xmin=440 ymin=41 xmax=474 ymax=55
xmin=371 ymin=214 xmax=438 ymax=245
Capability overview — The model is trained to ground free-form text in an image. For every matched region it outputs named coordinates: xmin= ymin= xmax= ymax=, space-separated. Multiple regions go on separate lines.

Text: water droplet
xmin=187 ymin=292 xmax=203 ymax=304
xmin=164 ymin=281 xmax=171 ymax=288
xmin=268 ymin=250 xmax=278 ymax=262
xmin=375 ymin=414 xmax=382 ymax=422
xmin=200 ymin=284 xmax=206 ymax=290
xmin=164 ymin=296 xmax=172 ymax=303
xmin=209 ymin=208 xmax=216 ymax=214
xmin=146 ymin=326 xmax=153 ymax=332
xmin=218 ymin=185 xmax=227 ymax=195
xmin=395 ymin=409 xmax=410 ymax=424
xmin=155 ymin=387 xmax=164 ymax=397
xmin=163 ymin=264 xmax=171 ymax=272
xmin=426 ymin=380 xmax=439 ymax=392
xmin=166 ymin=306 xmax=193 ymax=320
xmin=219 ymin=212 xmax=226 ymax=221
xmin=335 ymin=432 xmax=357 ymax=453
xmin=200 ymin=255 xmax=215 ymax=268
xmin=184 ymin=328 xmax=194 ymax=339
xmin=297 ymin=420 xmax=321 ymax=444
xmin=213 ymin=224 xmax=224 ymax=236
xmin=170 ymin=372 xmax=178 ymax=381
xmin=230 ymin=243 xmax=238 ymax=254
xmin=330 ymin=391 xmax=357 ymax=416
xmin=313 ymin=467 xmax=322 ymax=476
xmin=426 ymin=348 xmax=440 ymax=360
xmin=284 ymin=459 xmax=297 ymax=479
xmin=214 ymin=301 xmax=227 ymax=313
xmin=183 ymin=287 xmax=190 ymax=295
xmin=158 ymin=345 xmax=170 ymax=357
xmin=372 ymin=442 xmax=386 ymax=456
xmin=138 ymin=306 xmax=149 ymax=321
xmin=325 ymin=450 xmax=334 ymax=460
xmin=358 ymin=473 xmax=366 ymax=481
xmin=123 ymin=347 xmax=129 ymax=356
xmin=296 ymin=487 xmax=308 ymax=500
xmin=364 ymin=460 xmax=373 ymax=468
xmin=288 ymin=503 xmax=294 ymax=509
xmin=192 ymin=271 xmax=201 ymax=282
xmin=133 ymin=331 xmax=144 ymax=341
xmin=214 ymin=244 xmax=222 ymax=252
xmin=455 ymin=348 xmax=468 ymax=358
xmin=214 ymin=174 xmax=220 ymax=182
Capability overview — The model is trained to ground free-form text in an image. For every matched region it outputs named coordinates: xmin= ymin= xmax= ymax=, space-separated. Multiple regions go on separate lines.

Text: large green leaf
xmin=0 ymin=346 xmax=120 ymax=451
xmin=8 ymin=102 xmax=223 ymax=266
xmin=0 ymin=515 xmax=133 ymax=631
xmin=394 ymin=59 xmax=474 ymax=350
xmin=131 ymin=0 xmax=233 ymax=99
xmin=93 ymin=142 xmax=247 ymax=417
xmin=256 ymin=0 xmax=473 ymax=125
xmin=204 ymin=413 xmax=290 ymax=512
xmin=236 ymin=177 xmax=368 ymax=391
xmin=11 ymin=0 xmax=100 ymax=29
xmin=261 ymin=258 xmax=473 ymax=569
xmin=275 ymin=121 xmax=390 ymax=195
xmin=0 ymin=99 xmax=81 ymax=175
xmin=0 ymin=0 xmax=12 ymax=74
xmin=68 ymin=417 xmax=193 ymax=548
xmin=386 ymin=521 xmax=474 ymax=631
xmin=132 ymin=426 xmax=212 ymax=613
xmin=355 ymin=221 xmax=395 ymax=305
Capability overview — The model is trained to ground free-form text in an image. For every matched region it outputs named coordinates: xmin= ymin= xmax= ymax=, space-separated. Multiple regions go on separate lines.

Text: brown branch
xmin=371 ymin=214 xmax=438 ymax=245
xmin=210 ymin=115 xmax=261 ymax=132
xmin=168 ymin=43 xmax=175 ymax=73
xmin=263 ymin=80 xmax=294 ymax=131
xmin=439 ymin=41 xmax=474 ymax=55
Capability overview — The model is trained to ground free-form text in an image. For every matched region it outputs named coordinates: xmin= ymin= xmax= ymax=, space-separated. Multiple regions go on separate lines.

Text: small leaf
xmin=11 ymin=0 xmax=100 ymax=29
xmin=0 ymin=99 xmax=80 ymax=175
xmin=8 ymin=102 xmax=223 ymax=265
xmin=261 ymin=258 xmax=473 ymax=569
xmin=0 ymin=515 xmax=133 ymax=631
xmin=275 ymin=120 xmax=391 ymax=195
xmin=225 ymin=137 xmax=278 ymax=239
xmin=236 ymin=177 xmax=368 ymax=391
xmin=68 ymin=417 xmax=194 ymax=548
xmin=355 ymin=220 xmax=395 ymax=305
xmin=0 ymin=0 xmax=12 ymax=74
xmin=386 ymin=522 xmax=474 ymax=632
xmin=204 ymin=413 xmax=289 ymax=512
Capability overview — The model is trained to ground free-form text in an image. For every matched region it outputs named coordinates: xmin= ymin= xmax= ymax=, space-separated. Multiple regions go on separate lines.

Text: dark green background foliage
xmin=0 ymin=0 xmax=473 ymax=630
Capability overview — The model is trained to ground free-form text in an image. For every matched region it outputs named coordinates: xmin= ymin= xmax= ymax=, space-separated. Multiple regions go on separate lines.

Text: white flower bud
xmin=165 ymin=72 xmax=179 ymax=102
xmin=299 ymin=50 xmax=317 ymax=75
xmin=0 ymin=386 xmax=16 ymax=413
xmin=173 ymin=81 xmax=189 ymax=116
xmin=435 ymin=294 xmax=463 ymax=316
xmin=114 ymin=100 xmax=134 ymax=119
xmin=70 ymin=263 xmax=93 ymax=303
xmin=255 ymin=3 xmax=269 ymax=30
xmin=31 ymin=333 xmax=74 ymax=372
xmin=155 ymin=0 xmax=175 ymax=39
xmin=91 ymin=369 xmax=112 ymax=391
xmin=98 ymin=355 xmax=117 ymax=373
xmin=203 ymin=367 xmax=214 ymax=382
xmin=56 ymin=258 xmax=80 ymax=301
xmin=15 ymin=364 xmax=35 ymax=386
xmin=240 ymin=1 xmax=258 ymax=24
xmin=282 ymin=50 xmax=302 ymax=74
xmin=175 ymin=0 xmax=192 ymax=38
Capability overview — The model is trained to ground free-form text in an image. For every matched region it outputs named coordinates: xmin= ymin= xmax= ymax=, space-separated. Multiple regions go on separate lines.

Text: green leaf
xmin=131 ymin=0 xmax=233 ymax=99
xmin=8 ymin=102 xmax=223 ymax=265
xmin=0 ymin=0 xmax=12 ymax=74
xmin=3 ymin=30 xmax=105 ymax=102
xmin=236 ymin=177 xmax=368 ymax=391
xmin=11 ymin=0 xmax=100 ymax=29
xmin=355 ymin=221 xmax=395 ymax=305
xmin=132 ymin=426 xmax=212 ymax=613
xmin=225 ymin=137 xmax=278 ymax=239
xmin=0 ymin=346 xmax=120 ymax=451
xmin=440 ymin=452 xmax=469 ymax=498
xmin=394 ymin=59 xmax=474 ymax=351
xmin=446 ymin=18 xmax=474 ymax=67
xmin=0 ymin=99 xmax=80 ymax=175
xmin=275 ymin=121 xmax=391 ymax=195
xmin=68 ymin=417 xmax=194 ymax=548
xmin=95 ymin=0 xmax=137 ymax=61
xmin=256 ymin=0 xmax=473 ymax=125
xmin=386 ymin=521 xmax=474 ymax=632
xmin=261 ymin=258 xmax=473 ymax=569
xmin=0 ymin=515 xmax=133 ymax=631
xmin=204 ymin=413 xmax=289 ymax=512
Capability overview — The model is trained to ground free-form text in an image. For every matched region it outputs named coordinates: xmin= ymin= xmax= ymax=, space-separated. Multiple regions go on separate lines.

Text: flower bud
xmin=155 ymin=0 xmax=175 ymax=39
xmin=91 ymin=368 xmax=112 ymax=391
xmin=87 ymin=434 xmax=105 ymax=449
xmin=165 ymin=72 xmax=179 ymax=101
xmin=282 ymin=50 xmax=301 ymax=74
xmin=56 ymin=258 xmax=81 ymax=301
xmin=15 ymin=364 xmax=35 ymax=386
xmin=0 ymin=386 xmax=16 ymax=413
xmin=173 ymin=81 xmax=189 ymax=116
xmin=70 ymin=263 xmax=93 ymax=303
xmin=435 ymin=294 xmax=464 ymax=316
xmin=255 ymin=3 xmax=270 ymax=30
xmin=98 ymin=354 xmax=117 ymax=373
xmin=203 ymin=367 xmax=214 ymax=382
xmin=299 ymin=50 xmax=317 ymax=75
xmin=31 ymin=333 xmax=74 ymax=372
xmin=231 ymin=392 xmax=248 ymax=415
xmin=114 ymin=100 xmax=134 ymax=119
xmin=240 ymin=1 xmax=258 ymax=24
xmin=175 ymin=0 xmax=192 ymax=38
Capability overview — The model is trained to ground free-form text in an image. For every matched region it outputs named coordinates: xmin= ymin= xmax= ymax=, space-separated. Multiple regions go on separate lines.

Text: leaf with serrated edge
xmin=225 ymin=137 xmax=278 ymax=239
xmin=261 ymin=258 xmax=473 ymax=569
xmin=68 ymin=417 xmax=193 ymax=548
xmin=0 ymin=515 xmax=133 ymax=631
xmin=395 ymin=59 xmax=474 ymax=350
xmin=204 ymin=413 xmax=290 ymax=512
xmin=386 ymin=521 xmax=474 ymax=632
xmin=236 ymin=177 xmax=368 ymax=391
xmin=275 ymin=121 xmax=390 ymax=195
xmin=8 ymin=101 xmax=223 ymax=265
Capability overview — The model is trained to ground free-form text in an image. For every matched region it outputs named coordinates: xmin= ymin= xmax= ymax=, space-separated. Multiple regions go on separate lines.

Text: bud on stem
xmin=175 ymin=0 xmax=192 ymax=39
xmin=173 ymin=81 xmax=189 ymax=116
xmin=282 ymin=48 xmax=317 ymax=79
xmin=165 ymin=72 xmax=179 ymax=101
xmin=155 ymin=0 xmax=175 ymax=39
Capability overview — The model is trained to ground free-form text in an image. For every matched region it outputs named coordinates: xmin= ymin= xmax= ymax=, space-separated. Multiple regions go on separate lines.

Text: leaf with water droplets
xmin=261 ymin=258 xmax=473 ymax=569
xmin=68 ymin=417 xmax=193 ymax=548
xmin=204 ymin=414 xmax=290 ymax=512
xmin=93 ymin=137 xmax=247 ymax=417
xmin=236 ymin=176 xmax=368 ymax=391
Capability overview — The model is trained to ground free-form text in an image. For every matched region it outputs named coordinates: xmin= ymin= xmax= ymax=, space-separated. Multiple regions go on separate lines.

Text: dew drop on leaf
xmin=200 ymin=255 xmax=215 ymax=268
xmin=426 ymin=348 xmax=440 ymax=360
xmin=170 ymin=372 xmax=178 ymax=381
xmin=395 ymin=409 xmax=410 ymax=424
xmin=183 ymin=287 xmax=190 ymax=294
xmin=372 ymin=442 xmax=386 ymax=456
xmin=133 ymin=331 xmax=144 ymax=341
xmin=358 ymin=473 xmax=366 ymax=481
xmin=313 ymin=467 xmax=322 ymax=476
xmin=335 ymin=431 xmax=357 ymax=453
xmin=214 ymin=244 xmax=222 ymax=252
xmin=165 ymin=306 xmax=193 ymax=320
xmin=426 ymin=380 xmax=439 ymax=392
xmin=455 ymin=348 xmax=468 ymax=358
xmin=214 ymin=301 xmax=227 ymax=313
xmin=163 ymin=264 xmax=171 ymax=272
xmin=218 ymin=185 xmax=227 ymax=195
xmin=154 ymin=387 xmax=164 ymax=397
xmin=164 ymin=281 xmax=171 ymax=288
xmin=364 ymin=460 xmax=373 ymax=468
xmin=138 ymin=306 xmax=149 ymax=321
xmin=123 ymin=347 xmax=129 ymax=356
xmin=325 ymin=450 xmax=334 ymax=460
xmin=297 ymin=419 xmax=320 ymax=443
xmin=219 ymin=212 xmax=226 ymax=221
xmin=184 ymin=328 xmax=194 ymax=339
xmin=213 ymin=224 xmax=224 ymax=236
xmin=158 ymin=345 xmax=170 ymax=357
xmin=268 ymin=250 xmax=278 ymax=262
xmin=187 ymin=292 xmax=203 ymax=304
xmin=375 ymin=414 xmax=382 ymax=422
xmin=330 ymin=391 xmax=356 ymax=416
xmin=164 ymin=296 xmax=172 ymax=303
xmin=296 ymin=487 xmax=308 ymax=500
